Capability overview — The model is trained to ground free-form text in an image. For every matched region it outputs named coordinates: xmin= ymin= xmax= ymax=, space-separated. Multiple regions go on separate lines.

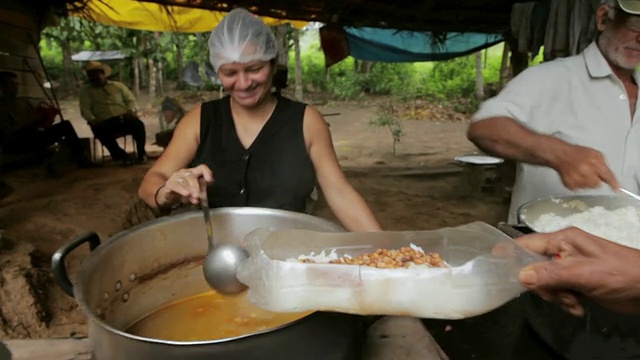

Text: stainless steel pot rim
xmin=74 ymin=207 xmax=342 ymax=345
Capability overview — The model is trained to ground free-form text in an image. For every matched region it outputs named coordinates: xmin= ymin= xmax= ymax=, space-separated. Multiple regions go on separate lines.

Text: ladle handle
xmin=621 ymin=188 xmax=640 ymax=202
xmin=199 ymin=178 xmax=214 ymax=248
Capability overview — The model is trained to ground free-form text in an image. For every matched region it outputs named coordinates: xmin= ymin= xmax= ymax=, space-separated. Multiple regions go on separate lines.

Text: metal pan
xmin=517 ymin=194 xmax=640 ymax=232
xmin=514 ymin=194 xmax=640 ymax=360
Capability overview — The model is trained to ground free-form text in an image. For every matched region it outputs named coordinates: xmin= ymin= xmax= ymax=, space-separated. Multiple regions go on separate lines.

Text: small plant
xmin=369 ymin=102 xmax=403 ymax=155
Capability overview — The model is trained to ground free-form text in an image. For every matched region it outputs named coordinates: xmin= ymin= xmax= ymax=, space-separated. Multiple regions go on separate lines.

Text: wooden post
xmin=474 ymin=51 xmax=485 ymax=99
xmin=499 ymin=42 xmax=511 ymax=85
xmin=504 ymin=35 xmax=528 ymax=77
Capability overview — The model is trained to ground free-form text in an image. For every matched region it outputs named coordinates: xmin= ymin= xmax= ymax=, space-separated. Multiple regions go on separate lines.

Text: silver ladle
xmin=199 ymin=179 xmax=249 ymax=294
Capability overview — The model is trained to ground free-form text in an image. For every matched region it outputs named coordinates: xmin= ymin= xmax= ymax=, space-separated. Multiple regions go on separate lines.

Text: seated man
xmin=79 ymin=62 xmax=147 ymax=165
xmin=0 ymin=71 xmax=93 ymax=170
xmin=155 ymin=96 xmax=186 ymax=148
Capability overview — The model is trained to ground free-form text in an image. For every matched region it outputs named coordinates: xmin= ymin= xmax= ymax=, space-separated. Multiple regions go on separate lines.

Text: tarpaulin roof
xmin=70 ymin=0 xmax=308 ymax=32
xmin=71 ymin=50 xmax=128 ymax=61
xmin=345 ymin=28 xmax=504 ymax=62
xmin=320 ymin=25 xmax=504 ymax=67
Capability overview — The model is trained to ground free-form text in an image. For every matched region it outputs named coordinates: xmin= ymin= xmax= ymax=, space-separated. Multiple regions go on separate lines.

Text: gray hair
xmin=602 ymin=0 xmax=619 ymax=19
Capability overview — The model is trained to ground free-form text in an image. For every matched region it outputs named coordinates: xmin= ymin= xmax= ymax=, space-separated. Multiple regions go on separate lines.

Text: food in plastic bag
xmin=294 ymin=244 xmax=447 ymax=268
xmin=236 ymin=222 xmax=548 ymax=319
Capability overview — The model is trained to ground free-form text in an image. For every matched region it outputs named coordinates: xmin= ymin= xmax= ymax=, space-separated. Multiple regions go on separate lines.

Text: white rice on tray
xmin=531 ymin=206 xmax=640 ymax=249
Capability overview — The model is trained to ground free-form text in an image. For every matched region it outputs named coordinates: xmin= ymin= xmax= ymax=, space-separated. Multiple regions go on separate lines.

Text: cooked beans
xmin=302 ymin=247 xmax=446 ymax=269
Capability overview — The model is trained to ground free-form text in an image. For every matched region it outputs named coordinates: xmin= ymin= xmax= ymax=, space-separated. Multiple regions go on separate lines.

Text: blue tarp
xmin=345 ymin=28 xmax=505 ymax=62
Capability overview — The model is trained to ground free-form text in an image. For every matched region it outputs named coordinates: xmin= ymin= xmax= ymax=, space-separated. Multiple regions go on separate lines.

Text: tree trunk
xmin=118 ymin=63 xmax=123 ymax=83
xmin=273 ymin=25 xmax=289 ymax=67
xmin=194 ymin=33 xmax=207 ymax=88
xmin=148 ymin=58 xmax=156 ymax=97
xmin=475 ymin=51 xmax=485 ymax=100
xmin=176 ymin=39 xmax=184 ymax=84
xmin=138 ymin=35 xmax=148 ymax=89
xmin=293 ymin=29 xmax=303 ymax=101
xmin=363 ymin=61 xmax=373 ymax=74
xmin=59 ymin=39 xmax=76 ymax=94
xmin=157 ymin=59 xmax=164 ymax=96
xmin=140 ymin=59 xmax=148 ymax=90
xmin=133 ymin=58 xmax=140 ymax=98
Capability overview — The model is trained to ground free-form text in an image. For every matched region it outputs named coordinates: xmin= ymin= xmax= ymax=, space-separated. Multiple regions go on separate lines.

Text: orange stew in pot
xmin=126 ymin=291 xmax=310 ymax=342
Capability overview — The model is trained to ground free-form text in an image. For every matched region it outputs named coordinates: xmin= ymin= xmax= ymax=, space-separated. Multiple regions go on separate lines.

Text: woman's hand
xmin=157 ymin=164 xmax=214 ymax=206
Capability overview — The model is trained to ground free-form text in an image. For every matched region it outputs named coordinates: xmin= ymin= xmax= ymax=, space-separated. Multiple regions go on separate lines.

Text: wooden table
xmin=2 ymin=317 xmax=448 ymax=360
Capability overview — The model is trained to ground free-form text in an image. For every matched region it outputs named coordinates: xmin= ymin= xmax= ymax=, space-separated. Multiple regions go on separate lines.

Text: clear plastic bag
xmin=236 ymin=222 xmax=548 ymax=319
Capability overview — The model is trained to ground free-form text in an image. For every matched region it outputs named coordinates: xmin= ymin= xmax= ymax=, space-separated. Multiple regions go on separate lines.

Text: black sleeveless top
xmin=191 ymin=96 xmax=316 ymax=212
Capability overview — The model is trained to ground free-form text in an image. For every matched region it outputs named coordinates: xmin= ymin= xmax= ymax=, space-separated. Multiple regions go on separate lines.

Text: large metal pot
xmin=516 ymin=195 xmax=640 ymax=360
xmin=51 ymin=207 xmax=364 ymax=360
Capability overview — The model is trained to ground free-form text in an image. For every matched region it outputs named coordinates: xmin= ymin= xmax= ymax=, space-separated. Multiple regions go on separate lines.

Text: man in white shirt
xmin=468 ymin=0 xmax=640 ymax=223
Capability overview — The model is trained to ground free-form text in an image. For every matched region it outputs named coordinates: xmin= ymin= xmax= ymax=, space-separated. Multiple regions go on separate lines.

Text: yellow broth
xmin=126 ymin=291 xmax=311 ymax=342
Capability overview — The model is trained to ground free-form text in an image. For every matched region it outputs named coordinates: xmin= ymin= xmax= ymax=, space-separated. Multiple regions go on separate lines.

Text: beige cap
xmin=618 ymin=0 xmax=640 ymax=15
xmin=83 ymin=61 xmax=112 ymax=77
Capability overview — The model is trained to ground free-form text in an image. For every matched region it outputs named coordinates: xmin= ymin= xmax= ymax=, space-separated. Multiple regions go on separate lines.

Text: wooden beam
xmin=136 ymin=0 xmax=513 ymax=33
xmin=3 ymin=338 xmax=92 ymax=360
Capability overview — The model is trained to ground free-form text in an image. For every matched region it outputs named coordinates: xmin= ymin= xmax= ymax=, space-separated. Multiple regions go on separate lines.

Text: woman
xmin=138 ymin=8 xmax=381 ymax=232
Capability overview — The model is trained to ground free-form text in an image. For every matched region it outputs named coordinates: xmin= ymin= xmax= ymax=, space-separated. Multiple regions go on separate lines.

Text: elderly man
xmin=79 ymin=62 xmax=147 ymax=165
xmin=468 ymin=0 xmax=640 ymax=223
xmin=0 ymin=71 xmax=93 ymax=170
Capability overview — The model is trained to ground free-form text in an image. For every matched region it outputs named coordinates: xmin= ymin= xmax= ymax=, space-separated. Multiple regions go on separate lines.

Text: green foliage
xmin=367 ymin=62 xmax=422 ymax=97
xmin=286 ymin=31 xmax=514 ymax=102
xmin=369 ymin=102 xmax=403 ymax=155
xmin=39 ymin=39 xmax=64 ymax=80
xmin=426 ymin=56 xmax=476 ymax=99
xmin=290 ymin=33 xmax=330 ymax=91
xmin=40 ymin=17 xmax=213 ymax=90
xmin=38 ymin=21 xmax=525 ymax=104
xmin=325 ymin=58 xmax=362 ymax=100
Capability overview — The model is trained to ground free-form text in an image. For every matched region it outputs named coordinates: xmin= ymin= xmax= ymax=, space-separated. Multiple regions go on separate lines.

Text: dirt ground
xmin=0 ymin=89 xmax=510 ymax=340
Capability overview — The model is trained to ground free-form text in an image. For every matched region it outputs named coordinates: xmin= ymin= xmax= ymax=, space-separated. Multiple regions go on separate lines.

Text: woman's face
xmin=217 ymin=60 xmax=274 ymax=108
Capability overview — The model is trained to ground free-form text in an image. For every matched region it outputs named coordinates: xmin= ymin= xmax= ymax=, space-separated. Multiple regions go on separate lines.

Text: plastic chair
xmin=92 ymin=134 xmax=137 ymax=162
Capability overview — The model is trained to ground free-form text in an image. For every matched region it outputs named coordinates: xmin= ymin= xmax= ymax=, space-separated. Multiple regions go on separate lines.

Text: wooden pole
xmin=499 ymin=42 xmax=511 ymax=86
xmin=474 ymin=51 xmax=485 ymax=99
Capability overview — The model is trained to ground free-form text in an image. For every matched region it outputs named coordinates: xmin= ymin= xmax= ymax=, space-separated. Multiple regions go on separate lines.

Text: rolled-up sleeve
xmin=472 ymin=63 xmax=555 ymax=133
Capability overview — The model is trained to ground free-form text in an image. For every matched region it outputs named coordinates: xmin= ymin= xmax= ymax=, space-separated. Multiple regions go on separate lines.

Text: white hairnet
xmin=208 ymin=8 xmax=278 ymax=72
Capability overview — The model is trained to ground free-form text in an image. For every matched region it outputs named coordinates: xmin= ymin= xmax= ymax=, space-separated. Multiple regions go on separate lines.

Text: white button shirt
xmin=473 ymin=42 xmax=640 ymax=223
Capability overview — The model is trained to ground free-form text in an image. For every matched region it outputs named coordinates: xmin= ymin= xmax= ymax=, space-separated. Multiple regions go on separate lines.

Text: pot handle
xmin=51 ymin=232 xmax=101 ymax=297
